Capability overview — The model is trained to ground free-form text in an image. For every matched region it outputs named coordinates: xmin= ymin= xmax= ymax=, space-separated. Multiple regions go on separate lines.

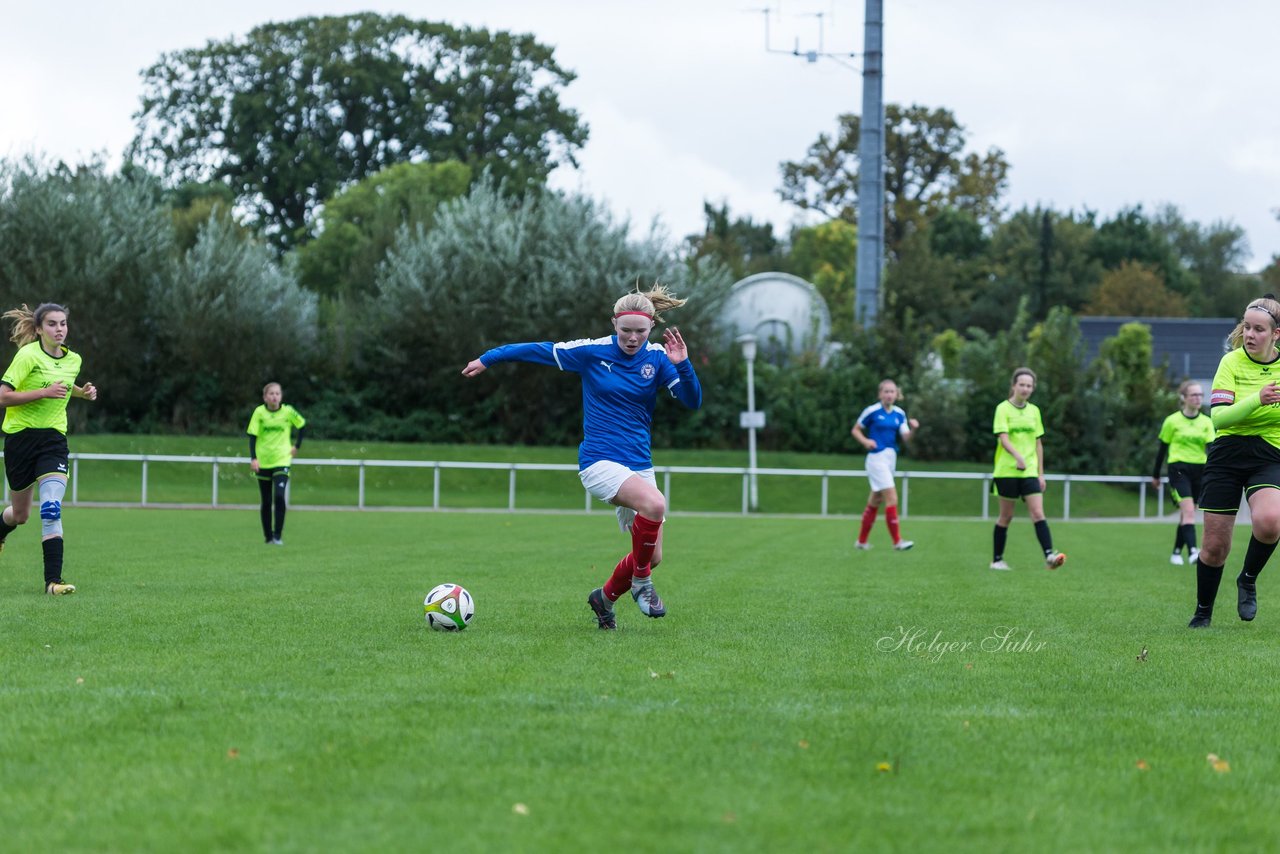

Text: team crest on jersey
xmin=641 ymin=364 xmax=656 ymax=380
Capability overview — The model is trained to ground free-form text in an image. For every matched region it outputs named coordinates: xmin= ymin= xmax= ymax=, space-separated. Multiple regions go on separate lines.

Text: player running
xmin=0 ymin=303 xmax=97 ymax=594
xmin=461 ymin=284 xmax=702 ymax=630
xmin=1151 ymin=381 xmax=1214 ymax=565
xmin=1189 ymin=295 xmax=1280 ymax=628
xmin=852 ymin=378 xmax=919 ymax=551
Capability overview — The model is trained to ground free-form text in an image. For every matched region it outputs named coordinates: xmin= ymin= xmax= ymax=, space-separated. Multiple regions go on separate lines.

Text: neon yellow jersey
xmin=0 ymin=341 xmax=82 ymax=434
xmin=1209 ymin=348 xmax=1280 ymax=449
xmin=1158 ymin=411 xmax=1214 ymax=464
xmin=992 ymin=399 xmax=1044 ymax=478
xmin=247 ymin=404 xmax=306 ymax=469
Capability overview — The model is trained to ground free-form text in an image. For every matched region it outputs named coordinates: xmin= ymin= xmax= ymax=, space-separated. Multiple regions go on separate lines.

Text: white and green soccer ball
xmin=424 ymin=583 xmax=475 ymax=631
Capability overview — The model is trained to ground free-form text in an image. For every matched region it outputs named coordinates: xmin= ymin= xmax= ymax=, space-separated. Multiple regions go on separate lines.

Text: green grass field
xmin=0 ymin=507 xmax=1273 ymax=851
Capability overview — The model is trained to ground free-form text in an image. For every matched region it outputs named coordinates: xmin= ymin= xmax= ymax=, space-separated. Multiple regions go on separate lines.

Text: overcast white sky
xmin=3 ymin=1 xmax=1278 ymax=269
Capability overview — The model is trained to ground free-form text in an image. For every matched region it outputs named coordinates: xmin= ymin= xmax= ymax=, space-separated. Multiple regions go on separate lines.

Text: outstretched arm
xmin=462 ymin=342 xmax=563 ymax=378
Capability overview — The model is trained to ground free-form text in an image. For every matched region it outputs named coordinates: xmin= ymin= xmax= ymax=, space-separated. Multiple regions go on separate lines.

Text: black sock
xmin=993 ymin=525 xmax=1008 ymax=561
xmin=258 ymin=479 xmax=273 ymax=540
xmin=1173 ymin=526 xmax=1186 ymax=554
xmin=272 ymin=475 xmax=288 ymax=539
xmin=0 ymin=512 xmax=15 ymax=543
xmin=42 ymin=537 xmax=64 ymax=586
xmin=1034 ymin=519 xmax=1053 ymax=555
xmin=1196 ymin=558 xmax=1224 ymax=611
xmin=1241 ymin=536 xmax=1278 ymax=582
xmin=1182 ymin=524 xmax=1197 ymax=552
xmin=273 ymin=492 xmax=287 ymax=539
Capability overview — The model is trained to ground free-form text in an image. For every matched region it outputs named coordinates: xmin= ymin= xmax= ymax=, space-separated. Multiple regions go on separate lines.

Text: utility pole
xmin=855 ymin=0 xmax=884 ymax=326
xmin=755 ymin=3 xmax=882 ymax=327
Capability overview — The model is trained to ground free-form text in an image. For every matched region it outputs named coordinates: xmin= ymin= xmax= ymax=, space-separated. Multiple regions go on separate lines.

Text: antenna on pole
xmin=751 ymin=4 xmax=876 ymax=325
xmin=749 ymin=4 xmax=857 ymax=69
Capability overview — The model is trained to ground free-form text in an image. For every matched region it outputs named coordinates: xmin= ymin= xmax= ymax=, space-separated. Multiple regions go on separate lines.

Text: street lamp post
xmin=737 ymin=334 xmax=765 ymax=510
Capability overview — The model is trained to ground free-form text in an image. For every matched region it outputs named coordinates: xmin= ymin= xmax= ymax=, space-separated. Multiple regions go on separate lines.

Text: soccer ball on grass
xmin=424 ymin=583 xmax=475 ymax=631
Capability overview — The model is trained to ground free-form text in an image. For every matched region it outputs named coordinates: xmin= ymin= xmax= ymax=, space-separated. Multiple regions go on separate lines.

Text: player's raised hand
xmin=663 ymin=327 xmax=688 ymax=364
xmin=461 ymin=358 xmax=487 ymax=377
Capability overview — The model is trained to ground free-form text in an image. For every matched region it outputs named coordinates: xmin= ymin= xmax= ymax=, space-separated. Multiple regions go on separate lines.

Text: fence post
xmin=433 ymin=463 xmax=441 ymax=510
xmin=821 ymin=474 xmax=829 ymax=516
xmin=663 ymin=469 xmax=671 ymax=511
xmin=982 ymin=477 xmax=990 ymax=520
xmin=901 ymin=472 xmax=910 ymax=518
xmin=1139 ymin=480 xmax=1146 ymax=520
xmin=212 ymin=460 xmax=219 ymax=507
xmin=72 ymin=457 xmax=79 ymax=504
xmin=508 ymin=466 xmax=517 ymax=511
xmin=141 ymin=459 xmax=149 ymax=505
xmin=358 ymin=462 xmax=366 ymax=509
xmin=742 ymin=473 xmax=749 ymax=515
xmin=1063 ymin=475 xmax=1071 ymax=521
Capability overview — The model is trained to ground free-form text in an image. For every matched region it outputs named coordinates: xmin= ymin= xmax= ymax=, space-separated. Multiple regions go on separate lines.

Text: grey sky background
xmin=3 ymin=1 xmax=1278 ymax=268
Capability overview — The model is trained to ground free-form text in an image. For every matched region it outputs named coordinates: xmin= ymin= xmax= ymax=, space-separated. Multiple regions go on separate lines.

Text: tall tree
xmin=1083 ymin=261 xmax=1188 ymax=317
xmin=978 ymin=206 xmax=1102 ymax=327
xmin=296 ymin=160 xmax=472 ymax=298
xmin=1090 ymin=205 xmax=1190 ymax=295
xmin=683 ymin=203 xmax=782 ymax=282
xmin=777 ymin=103 xmax=1009 ymax=259
xmin=129 ymin=14 xmax=587 ymax=250
xmin=788 ymin=219 xmax=858 ymax=338
xmin=1151 ymin=204 xmax=1254 ymax=317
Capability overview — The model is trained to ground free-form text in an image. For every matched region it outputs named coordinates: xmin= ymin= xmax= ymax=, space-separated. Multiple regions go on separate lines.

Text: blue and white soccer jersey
xmin=857 ymin=404 xmax=911 ymax=491
xmin=479 ymin=336 xmax=703 ymax=526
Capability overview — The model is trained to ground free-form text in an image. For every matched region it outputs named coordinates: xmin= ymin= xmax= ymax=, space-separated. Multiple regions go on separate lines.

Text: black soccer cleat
xmin=1237 ymin=573 xmax=1258 ymax=622
xmin=587 ymin=587 xmax=617 ymax=630
xmin=1188 ymin=606 xmax=1213 ymax=629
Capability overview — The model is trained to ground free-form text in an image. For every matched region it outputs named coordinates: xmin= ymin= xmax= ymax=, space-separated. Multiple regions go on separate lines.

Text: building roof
xmin=1077 ymin=316 xmax=1234 ymax=384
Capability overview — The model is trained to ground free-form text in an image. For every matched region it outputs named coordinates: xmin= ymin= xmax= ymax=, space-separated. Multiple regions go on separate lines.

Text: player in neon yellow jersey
xmin=247 ymin=382 xmax=306 ymax=545
xmin=0 ymin=303 xmax=97 ymax=594
xmin=1190 ymin=295 xmax=1280 ymax=627
xmin=1151 ymin=380 xmax=1215 ymax=565
xmin=989 ymin=367 xmax=1066 ymax=572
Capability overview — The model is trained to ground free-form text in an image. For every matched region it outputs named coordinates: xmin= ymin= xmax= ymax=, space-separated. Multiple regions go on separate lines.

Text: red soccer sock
xmin=630 ymin=514 xmax=662 ymax=577
xmin=885 ymin=505 xmax=901 ymax=544
xmin=858 ymin=506 xmax=878 ymax=544
xmin=603 ymin=553 xmax=637 ymax=602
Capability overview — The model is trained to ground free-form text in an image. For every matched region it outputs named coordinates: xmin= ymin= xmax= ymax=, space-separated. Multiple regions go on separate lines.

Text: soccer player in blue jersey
xmin=462 ymin=285 xmax=703 ymax=630
xmin=0 ymin=303 xmax=97 ymax=595
xmin=1189 ymin=296 xmax=1280 ymax=628
xmin=852 ymin=379 xmax=918 ymax=551
xmin=1151 ymin=380 xmax=1214 ymax=565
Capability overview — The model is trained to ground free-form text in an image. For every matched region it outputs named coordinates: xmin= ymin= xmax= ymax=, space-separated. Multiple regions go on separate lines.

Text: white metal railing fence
xmin=0 ymin=453 xmax=1183 ymax=520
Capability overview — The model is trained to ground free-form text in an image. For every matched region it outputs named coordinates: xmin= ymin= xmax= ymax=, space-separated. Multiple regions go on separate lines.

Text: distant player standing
xmin=461 ymin=285 xmax=702 ymax=630
xmin=247 ymin=382 xmax=306 ymax=545
xmin=852 ymin=378 xmax=918 ymax=551
xmin=1189 ymin=296 xmax=1280 ymax=628
xmin=1151 ymin=381 xmax=1214 ymax=565
xmin=989 ymin=367 xmax=1066 ymax=571
xmin=0 ymin=303 xmax=97 ymax=594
